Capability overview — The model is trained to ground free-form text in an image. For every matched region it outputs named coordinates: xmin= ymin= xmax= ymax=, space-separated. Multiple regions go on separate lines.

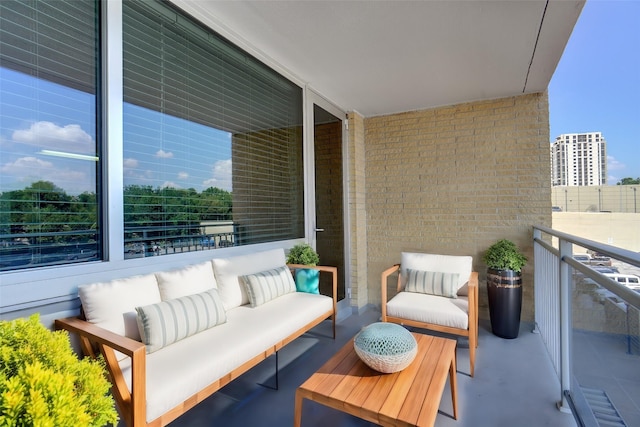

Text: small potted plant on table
xmin=286 ymin=243 xmax=321 ymax=294
xmin=483 ymin=239 xmax=528 ymax=339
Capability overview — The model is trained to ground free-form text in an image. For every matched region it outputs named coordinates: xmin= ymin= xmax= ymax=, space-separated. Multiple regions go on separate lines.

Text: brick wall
xmin=363 ymin=93 xmax=552 ymax=321
xmin=347 ymin=111 xmax=368 ymax=310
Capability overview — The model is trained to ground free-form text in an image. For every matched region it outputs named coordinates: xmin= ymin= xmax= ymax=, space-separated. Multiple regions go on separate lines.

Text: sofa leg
xmin=258 ymin=351 xmax=279 ymax=390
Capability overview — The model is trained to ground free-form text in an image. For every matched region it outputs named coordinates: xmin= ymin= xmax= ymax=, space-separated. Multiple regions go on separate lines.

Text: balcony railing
xmin=534 ymin=225 xmax=640 ymax=427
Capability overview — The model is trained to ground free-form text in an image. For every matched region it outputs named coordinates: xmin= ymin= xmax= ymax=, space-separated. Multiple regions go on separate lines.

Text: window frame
xmin=1 ymin=0 xmax=324 ymax=316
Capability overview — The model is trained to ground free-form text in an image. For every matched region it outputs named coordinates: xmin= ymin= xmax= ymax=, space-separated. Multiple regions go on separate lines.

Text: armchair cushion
xmin=386 ymin=292 xmax=469 ymax=330
xmin=405 ymin=269 xmax=460 ymax=298
xmin=241 ymin=265 xmax=297 ymax=307
xmin=401 ymin=252 xmax=472 ymax=292
xmin=136 ymin=288 xmax=226 ymax=353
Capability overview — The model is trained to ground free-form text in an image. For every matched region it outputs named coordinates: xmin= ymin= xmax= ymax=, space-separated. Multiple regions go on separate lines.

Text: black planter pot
xmin=486 ymin=268 xmax=522 ymax=339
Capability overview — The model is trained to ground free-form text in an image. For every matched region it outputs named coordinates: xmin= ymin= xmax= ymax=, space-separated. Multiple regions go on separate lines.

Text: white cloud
xmin=178 ymin=171 xmax=189 ymax=180
xmin=203 ymin=159 xmax=232 ymax=191
xmin=123 ymin=158 xmax=139 ymax=168
xmin=1 ymin=156 xmax=92 ymax=194
xmin=156 ymin=149 xmax=174 ymax=159
xmin=2 ymin=156 xmax=54 ymax=173
xmin=607 ymin=155 xmax=625 ymax=171
xmin=12 ymin=121 xmax=94 ymax=153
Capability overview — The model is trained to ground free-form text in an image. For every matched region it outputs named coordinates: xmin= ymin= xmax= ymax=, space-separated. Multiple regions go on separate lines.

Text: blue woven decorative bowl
xmin=353 ymin=322 xmax=418 ymax=373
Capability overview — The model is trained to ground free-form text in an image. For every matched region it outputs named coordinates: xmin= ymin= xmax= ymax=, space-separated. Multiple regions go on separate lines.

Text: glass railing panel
xmin=570 ymin=247 xmax=640 ymax=427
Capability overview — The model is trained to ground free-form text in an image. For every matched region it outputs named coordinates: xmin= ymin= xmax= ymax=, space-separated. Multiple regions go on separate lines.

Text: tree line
xmin=0 ymin=181 xmax=232 ymax=243
xmin=616 ymin=177 xmax=640 ymax=185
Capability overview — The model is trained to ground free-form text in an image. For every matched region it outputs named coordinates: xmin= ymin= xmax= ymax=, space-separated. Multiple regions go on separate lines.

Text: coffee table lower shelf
xmin=294 ymin=332 xmax=458 ymax=427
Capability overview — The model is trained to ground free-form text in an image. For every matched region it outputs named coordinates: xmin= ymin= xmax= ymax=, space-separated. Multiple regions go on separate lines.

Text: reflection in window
xmin=122 ymin=0 xmax=304 ymax=258
xmin=0 ymin=0 xmax=100 ymax=271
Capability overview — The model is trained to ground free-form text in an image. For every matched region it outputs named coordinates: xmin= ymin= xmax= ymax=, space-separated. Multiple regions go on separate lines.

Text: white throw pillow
xmin=405 ymin=269 xmax=460 ymax=299
xmin=241 ymin=265 xmax=296 ymax=307
xmin=78 ymin=274 xmax=161 ymax=341
xmin=156 ymin=261 xmax=217 ymax=301
xmin=211 ymin=248 xmax=288 ymax=309
xmin=136 ymin=288 xmax=226 ymax=353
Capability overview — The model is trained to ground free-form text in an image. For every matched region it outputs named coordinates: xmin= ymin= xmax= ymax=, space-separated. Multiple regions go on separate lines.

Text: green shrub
xmin=286 ymin=243 xmax=320 ymax=266
xmin=482 ymin=239 xmax=528 ymax=272
xmin=0 ymin=315 xmax=118 ymax=427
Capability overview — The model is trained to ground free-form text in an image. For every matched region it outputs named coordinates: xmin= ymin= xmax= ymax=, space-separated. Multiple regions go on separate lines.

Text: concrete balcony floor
xmin=165 ymin=308 xmax=577 ymax=427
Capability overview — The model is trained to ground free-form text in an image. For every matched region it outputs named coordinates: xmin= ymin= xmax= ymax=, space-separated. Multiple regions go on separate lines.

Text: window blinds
xmin=122 ymin=0 xmax=304 ymax=253
xmin=0 ymin=0 xmax=98 ymax=94
xmin=0 ymin=0 xmax=100 ymax=271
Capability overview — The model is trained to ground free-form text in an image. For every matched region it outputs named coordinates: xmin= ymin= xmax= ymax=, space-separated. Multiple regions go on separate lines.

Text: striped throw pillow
xmin=136 ymin=288 xmax=226 ymax=353
xmin=241 ymin=265 xmax=297 ymax=307
xmin=405 ymin=269 xmax=460 ymax=299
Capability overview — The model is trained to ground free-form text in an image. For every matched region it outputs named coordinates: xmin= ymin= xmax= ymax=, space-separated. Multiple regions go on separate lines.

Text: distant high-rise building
xmin=551 ymin=132 xmax=607 ymax=186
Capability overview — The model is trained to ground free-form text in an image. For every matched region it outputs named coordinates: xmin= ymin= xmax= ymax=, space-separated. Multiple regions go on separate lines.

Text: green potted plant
xmin=286 ymin=243 xmax=321 ymax=294
xmin=483 ymin=239 xmax=528 ymax=339
xmin=0 ymin=314 xmax=118 ymax=426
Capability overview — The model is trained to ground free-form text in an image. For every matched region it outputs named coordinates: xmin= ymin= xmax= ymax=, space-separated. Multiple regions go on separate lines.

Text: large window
xmin=0 ymin=0 xmax=100 ymax=271
xmin=122 ymin=0 xmax=304 ymax=258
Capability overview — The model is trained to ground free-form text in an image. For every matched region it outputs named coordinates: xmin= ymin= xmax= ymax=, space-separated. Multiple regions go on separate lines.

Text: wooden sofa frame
xmin=56 ymin=264 xmax=337 ymax=427
xmin=380 ymin=264 xmax=479 ymax=376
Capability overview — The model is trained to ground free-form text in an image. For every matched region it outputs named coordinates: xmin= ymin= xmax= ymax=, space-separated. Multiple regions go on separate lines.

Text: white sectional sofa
xmin=55 ymin=248 xmax=336 ymax=427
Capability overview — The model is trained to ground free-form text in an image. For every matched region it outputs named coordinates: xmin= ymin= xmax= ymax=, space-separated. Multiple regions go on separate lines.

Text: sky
xmin=2 ymin=0 xmax=637 ymax=196
xmin=0 ymin=67 xmax=232 ymax=196
xmin=548 ymin=0 xmax=640 ymax=184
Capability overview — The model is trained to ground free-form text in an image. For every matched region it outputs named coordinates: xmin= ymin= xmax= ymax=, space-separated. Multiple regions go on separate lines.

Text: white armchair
xmin=381 ymin=252 xmax=479 ymax=376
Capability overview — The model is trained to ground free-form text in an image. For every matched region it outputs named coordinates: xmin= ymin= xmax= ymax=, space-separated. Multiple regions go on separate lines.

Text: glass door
xmin=311 ymin=99 xmax=347 ymax=309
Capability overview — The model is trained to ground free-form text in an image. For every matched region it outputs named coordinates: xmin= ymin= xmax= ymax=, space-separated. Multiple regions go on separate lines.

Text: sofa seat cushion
xmin=386 ymin=292 xmax=469 ymax=330
xmin=119 ymin=292 xmax=333 ymax=422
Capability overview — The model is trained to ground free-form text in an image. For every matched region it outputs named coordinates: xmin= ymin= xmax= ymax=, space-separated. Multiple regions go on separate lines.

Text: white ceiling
xmin=176 ymin=0 xmax=584 ymax=117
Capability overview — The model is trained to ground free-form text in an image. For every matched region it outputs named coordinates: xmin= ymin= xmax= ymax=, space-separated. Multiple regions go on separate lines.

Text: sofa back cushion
xmin=241 ymin=265 xmax=296 ymax=307
xmin=211 ymin=248 xmax=288 ymax=309
xmin=401 ymin=252 xmax=472 ymax=295
xmin=78 ymin=274 xmax=161 ymax=341
xmin=155 ymin=261 xmax=217 ymax=301
xmin=136 ymin=288 xmax=226 ymax=353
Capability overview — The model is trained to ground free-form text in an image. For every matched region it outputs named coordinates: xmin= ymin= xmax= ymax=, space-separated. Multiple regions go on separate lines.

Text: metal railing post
xmin=558 ymin=237 xmax=573 ymax=413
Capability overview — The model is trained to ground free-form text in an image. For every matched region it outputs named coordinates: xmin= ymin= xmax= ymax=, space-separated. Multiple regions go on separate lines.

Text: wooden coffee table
xmin=294 ymin=332 xmax=458 ymax=427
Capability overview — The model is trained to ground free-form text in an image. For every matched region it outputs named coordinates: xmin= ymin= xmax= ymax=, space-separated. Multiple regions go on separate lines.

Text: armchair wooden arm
xmin=55 ymin=317 xmax=147 ymax=427
xmin=467 ymin=271 xmax=479 ymax=348
xmin=287 ymin=264 xmax=338 ymax=338
xmin=380 ymin=264 xmax=400 ymax=322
